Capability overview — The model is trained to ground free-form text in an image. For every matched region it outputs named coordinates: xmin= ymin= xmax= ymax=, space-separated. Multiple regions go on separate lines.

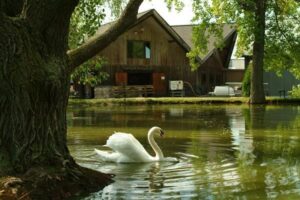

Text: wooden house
xmin=94 ymin=9 xmax=241 ymax=97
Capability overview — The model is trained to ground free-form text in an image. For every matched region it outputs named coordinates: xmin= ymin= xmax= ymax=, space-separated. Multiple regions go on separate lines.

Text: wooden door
xmin=153 ymin=72 xmax=166 ymax=96
xmin=115 ymin=72 xmax=127 ymax=86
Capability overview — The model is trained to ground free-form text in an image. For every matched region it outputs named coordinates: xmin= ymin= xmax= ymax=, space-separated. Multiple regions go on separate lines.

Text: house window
xmin=127 ymin=40 xmax=151 ymax=59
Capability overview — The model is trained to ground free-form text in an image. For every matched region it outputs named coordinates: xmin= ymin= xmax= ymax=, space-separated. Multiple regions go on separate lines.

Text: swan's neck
xmin=148 ymin=130 xmax=164 ymax=160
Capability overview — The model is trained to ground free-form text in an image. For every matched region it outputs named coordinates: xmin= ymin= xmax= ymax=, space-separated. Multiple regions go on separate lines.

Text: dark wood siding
xmin=98 ymin=16 xmax=190 ymax=68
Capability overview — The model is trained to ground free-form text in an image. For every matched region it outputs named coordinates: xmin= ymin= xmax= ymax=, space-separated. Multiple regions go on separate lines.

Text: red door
xmin=115 ymin=72 xmax=127 ymax=86
xmin=153 ymin=73 xmax=166 ymax=96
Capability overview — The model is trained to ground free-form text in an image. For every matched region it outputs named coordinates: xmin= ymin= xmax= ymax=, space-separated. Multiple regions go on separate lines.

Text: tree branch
xmin=236 ymin=0 xmax=256 ymax=11
xmin=67 ymin=0 xmax=144 ymax=71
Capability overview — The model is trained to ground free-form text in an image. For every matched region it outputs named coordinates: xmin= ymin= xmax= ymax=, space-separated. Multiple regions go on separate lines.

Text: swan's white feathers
xmin=94 ymin=127 xmax=177 ymax=163
xmin=96 ymin=132 xmax=153 ymax=162
xmin=94 ymin=149 xmax=121 ymax=162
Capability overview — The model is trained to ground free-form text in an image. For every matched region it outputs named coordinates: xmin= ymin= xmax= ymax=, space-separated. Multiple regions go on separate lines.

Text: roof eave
xmin=199 ymin=29 xmax=237 ymax=66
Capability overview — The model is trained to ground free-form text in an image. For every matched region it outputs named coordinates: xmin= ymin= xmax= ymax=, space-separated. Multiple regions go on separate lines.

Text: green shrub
xmin=242 ymin=64 xmax=251 ymax=97
xmin=289 ymin=84 xmax=300 ymax=97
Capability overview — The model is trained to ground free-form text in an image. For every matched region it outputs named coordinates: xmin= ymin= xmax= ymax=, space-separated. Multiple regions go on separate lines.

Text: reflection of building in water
xmin=226 ymin=108 xmax=255 ymax=165
xmin=168 ymin=107 xmax=184 ymax=117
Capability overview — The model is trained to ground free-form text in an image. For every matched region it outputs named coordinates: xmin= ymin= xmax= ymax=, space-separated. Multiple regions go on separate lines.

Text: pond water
xmin=67 ymin=105 xmax=300 ymax=199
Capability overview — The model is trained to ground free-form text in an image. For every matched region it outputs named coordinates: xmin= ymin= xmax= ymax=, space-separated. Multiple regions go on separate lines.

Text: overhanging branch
xmin=67 ymin=0 xmax=144 ymax=72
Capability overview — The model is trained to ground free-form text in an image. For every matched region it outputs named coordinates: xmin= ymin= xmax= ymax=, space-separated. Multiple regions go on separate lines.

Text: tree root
xmin=0 ymin=165 xmax=113 ymax=200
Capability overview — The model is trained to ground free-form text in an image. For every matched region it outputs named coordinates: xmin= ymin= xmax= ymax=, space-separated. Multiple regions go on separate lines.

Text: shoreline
xmin=68 ymin=97 xmax=300 ymax=107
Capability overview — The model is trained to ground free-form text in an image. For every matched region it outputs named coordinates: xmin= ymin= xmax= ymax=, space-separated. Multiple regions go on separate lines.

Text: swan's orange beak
xmin=160 ymin=130 xmax=165 ymax=137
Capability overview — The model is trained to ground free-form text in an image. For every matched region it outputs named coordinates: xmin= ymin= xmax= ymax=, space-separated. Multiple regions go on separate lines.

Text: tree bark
xmin=250 ymin=0 xmax=266 ymax=104
xmin=0 ymin=0 xmax=24 ymax=16
xmin=0 ymin=1 xmax=76 ymax=173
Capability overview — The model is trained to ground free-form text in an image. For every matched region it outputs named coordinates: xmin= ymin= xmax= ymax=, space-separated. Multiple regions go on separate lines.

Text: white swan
xmin=94 ymin=126 xmax=177 ymax=163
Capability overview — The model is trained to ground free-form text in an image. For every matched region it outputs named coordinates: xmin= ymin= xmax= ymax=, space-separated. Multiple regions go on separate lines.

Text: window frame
xmin=127 ymin=40 xmax=151 ymax=59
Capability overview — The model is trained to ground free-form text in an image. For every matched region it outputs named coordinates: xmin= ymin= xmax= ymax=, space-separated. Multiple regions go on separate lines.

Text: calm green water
xmin=67 ymin=105 xmax=300 ymax=200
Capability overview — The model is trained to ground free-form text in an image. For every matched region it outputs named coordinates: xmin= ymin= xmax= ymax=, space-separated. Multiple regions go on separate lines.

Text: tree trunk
xmin=0 ymin=3 xmax=112 ymax=198
xmin=0 ymin=0 xmax=77 ymax=175
xmin=250 ymin=0 xmax=266 ymax=104
xmin=0 ymin=0 xmax=143 ymax=198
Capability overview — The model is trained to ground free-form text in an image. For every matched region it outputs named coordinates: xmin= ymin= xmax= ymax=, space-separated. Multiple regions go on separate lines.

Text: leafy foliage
xmin=289 ymin=84 xmax=300 ymax=97
xmin=106 ymin=0 xmax=128 ymax=17
xmin=69 ymin=0 xmax=108 ymax=86
xmin=264 ymin=0 xmax=300 ymax=78
xmin=187 ymin=0 xmax=242 ymax=69
xmin=69 ymin=0 xmax=130 ymax=49
xmin=69 ymin=0 xmax=106 ymax=49
xmin=164 ymin=0 xmax=185 ymax=11
xmin=70 ymin=58 xmax=109 ymax=87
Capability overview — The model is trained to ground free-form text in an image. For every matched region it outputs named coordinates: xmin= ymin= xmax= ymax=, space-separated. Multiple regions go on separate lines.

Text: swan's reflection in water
xmin=146 ymin=162 xmax=164 ymax=192
xmin=102 ymin=162 xmax=177 ymax=198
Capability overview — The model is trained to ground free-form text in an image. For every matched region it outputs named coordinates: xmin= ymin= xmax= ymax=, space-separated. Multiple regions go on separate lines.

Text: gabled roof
xmin=97 ymin=9 xmax=191 ymax=54
xmin=172 ymin=24 xmax=236 ymax=62
xmin=97 ymin=9 xmax=236 ymax=65
xmin=96 ymin=9 xmax=152 ymax=35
